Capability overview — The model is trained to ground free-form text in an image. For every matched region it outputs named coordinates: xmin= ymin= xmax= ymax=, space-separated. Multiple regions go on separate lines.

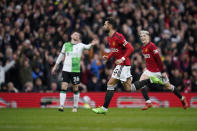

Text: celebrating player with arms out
xmin=92 ymin=17 xmax=163 ymax=114
xmin=139 ymin=30 xmax=188 ymax=110
xmin=52 ymin=31 xmax=98 ymax=112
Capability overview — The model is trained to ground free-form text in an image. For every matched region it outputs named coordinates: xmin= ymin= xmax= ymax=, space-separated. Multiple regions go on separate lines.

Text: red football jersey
xmin=107 ymin=32 xmax=133 ymax=66
xmin=142 ymin=42 xmax=164 ymax=72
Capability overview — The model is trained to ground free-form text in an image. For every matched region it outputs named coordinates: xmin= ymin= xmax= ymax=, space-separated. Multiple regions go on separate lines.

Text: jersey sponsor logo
xmin=143 ymin=54 xmax=150 ymax=58
xmin=111 ymin=48 xmax=119 ymax=52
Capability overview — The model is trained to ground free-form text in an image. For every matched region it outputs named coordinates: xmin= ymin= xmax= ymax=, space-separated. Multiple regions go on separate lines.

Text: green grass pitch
xmin=0 ymin=108 xmax=197 ymax=131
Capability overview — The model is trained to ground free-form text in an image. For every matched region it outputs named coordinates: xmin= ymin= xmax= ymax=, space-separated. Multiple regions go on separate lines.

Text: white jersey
xmin=60 ymin=42 xmax=91 ymax=72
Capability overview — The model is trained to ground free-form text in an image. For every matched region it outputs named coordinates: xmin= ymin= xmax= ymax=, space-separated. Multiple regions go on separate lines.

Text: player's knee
xmin=61 ymin=83 xmax=68 ymax=90
xmin=73 ymin=85 xmax=79 ymax=92
xmin=123 ymin=77 xmax=133 ymax=92
xmin=165 ymin=83 xmax=174 ymax=91
xmin=124 ymin=84 xmax=131 ymax=92
xmin=168 ymin=84 xmax=175 ymax=91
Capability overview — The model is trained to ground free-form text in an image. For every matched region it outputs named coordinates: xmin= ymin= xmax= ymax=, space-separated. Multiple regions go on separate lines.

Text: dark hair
xmin=105 ymin=17 xmax=117 ymax=29
xmin=71 ymin=30 xmax=82 ymax=40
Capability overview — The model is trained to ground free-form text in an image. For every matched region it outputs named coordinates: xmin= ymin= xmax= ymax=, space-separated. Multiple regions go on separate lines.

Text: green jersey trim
xmin=65 ymin=42 xmax=73 ymax=52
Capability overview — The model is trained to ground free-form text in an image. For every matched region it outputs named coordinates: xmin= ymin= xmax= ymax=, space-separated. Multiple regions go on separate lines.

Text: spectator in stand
xmin=0 ymin=83 xmax=8 ymax=92
xmin=34 ymin=77 xmax=46 ymax=92
xmin=191 ymin=64 xmax=197 ymax=92
xmin=17 ymin=57 xmax=33 ymax=87
xmin=7 ymin=82 xmax=18 ymax=93
xmin=80 ymin=61 xmax=92 ymax=85
xmin=90 ymin=54 xmax=104 ymax=80
xmin=47 ymin=81 xmax=59 ymax=93
xmin=0 ymin=54 xmax=15 ymax=87
xmin=23 ymin=82 xmax=34 ymax=93
xmin=100 ymin=67 xmax=113 ymax=91
xmin=87 ymin=75 xmax=101 ymax=91
xmin=182 ymin=72 xmax=192 ymax=93
xmin=170 ymin=68 xmax=183 ymax=91
xmin=32 ymin=66 xmax=44 ymax=81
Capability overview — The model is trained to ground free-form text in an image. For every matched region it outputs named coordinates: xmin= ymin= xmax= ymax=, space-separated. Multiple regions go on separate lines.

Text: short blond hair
xmin=139 ymin=30 xmax=150 ymax=36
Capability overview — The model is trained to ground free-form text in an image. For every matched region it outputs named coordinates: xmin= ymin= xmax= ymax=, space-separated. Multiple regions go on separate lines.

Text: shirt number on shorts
xmin=73 ymin=76 xmax=79 ymax=83
xmin=113 ymin=68 xmax=119 ymax=76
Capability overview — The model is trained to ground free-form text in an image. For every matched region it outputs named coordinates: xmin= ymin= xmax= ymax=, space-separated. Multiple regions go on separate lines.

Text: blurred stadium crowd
xmin=0 ymin=0 xmax=197 ymax=93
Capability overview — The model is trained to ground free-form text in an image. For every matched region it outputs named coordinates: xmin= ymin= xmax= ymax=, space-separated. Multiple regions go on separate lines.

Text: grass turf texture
xmin=0 ymin=108 xmax=197 ymax=131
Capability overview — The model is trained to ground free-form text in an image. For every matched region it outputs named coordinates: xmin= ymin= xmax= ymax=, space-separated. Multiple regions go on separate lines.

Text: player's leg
xmin=140 ymin=73 xmax=152 ymax=110
xmin=121 ymin=66 xmax=134 ymax=92
xmin=102 ymin=65 xmax=125 ymax=110
xmin=58 ymin=71 xmax=69 ymax=112
xmin=164 ymin=82 xmax=188 ymax=109
xmin=122 ymin=77 xmax=133 ymax=92
xmin=122 ymin=74 xmax=153 ymax=110
xmin=121 ymin=67 xmax=159 ymax=110
xmin=92 ymin=77 xmax=119 ymax=114
xmin=92 ymin=65 xmax=120 ymax=114
xmin=122 ymin=73 xmax=162 ymax=92
xmin=71 ymin=73 xmax=80 ymax=112
xmin=72 ymin=84 xmax=80 ymax=112
xmin=131 ymin=75 xmax=163 ymax=90
xmin=59 ymin=82 xmax=68 ymax=111
xmin=103 ymin=77 xmax=119 ymax=109
xmin=102 ymin=65 xmax=122 ymax=111
xmin=120 ymin=66 xmax=159 ymax=91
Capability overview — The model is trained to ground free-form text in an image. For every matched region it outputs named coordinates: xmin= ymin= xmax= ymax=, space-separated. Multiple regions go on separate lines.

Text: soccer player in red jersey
xmin=139 ymin=30 xmax=188 ymax=110
xmin=92 ymin=18 xmax=163 ymax=114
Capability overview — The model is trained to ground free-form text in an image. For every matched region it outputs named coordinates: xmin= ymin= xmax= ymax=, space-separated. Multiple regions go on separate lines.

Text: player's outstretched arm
xmin=83 ymin=39 xmax=99 ymax=49
xmin=90 ymin=39 xmax=99 ymax=46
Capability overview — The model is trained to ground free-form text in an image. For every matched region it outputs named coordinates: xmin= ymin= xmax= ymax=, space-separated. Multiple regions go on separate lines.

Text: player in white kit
xmin=52 ymin=31 xmax=98 ymax=112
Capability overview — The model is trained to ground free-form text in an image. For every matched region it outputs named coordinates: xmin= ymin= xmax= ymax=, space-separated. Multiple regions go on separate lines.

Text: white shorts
xmin=143 ymin=69 xmax=169 ymax=84
xmin=112 ymin=65 xmax=132 ymax=82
